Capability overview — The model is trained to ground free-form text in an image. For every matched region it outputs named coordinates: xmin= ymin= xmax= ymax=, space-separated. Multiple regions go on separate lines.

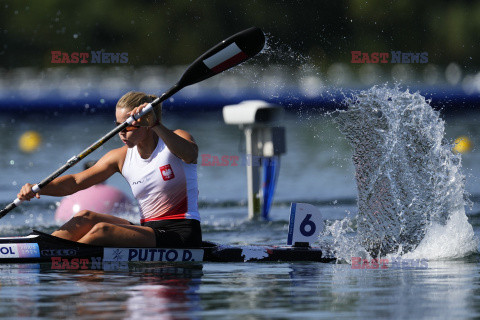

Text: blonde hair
xmin=116 ymin=91 xmax=161 ymax=122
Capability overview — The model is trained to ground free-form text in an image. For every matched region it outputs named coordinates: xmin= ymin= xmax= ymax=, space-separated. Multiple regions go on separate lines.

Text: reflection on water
xmin=332 ymin=258 xmax=480 ymax=319
xmin=1 ymin=256 xmax=480 ymax=318
xmin=0 ymin=264 xmax=204 ymax=319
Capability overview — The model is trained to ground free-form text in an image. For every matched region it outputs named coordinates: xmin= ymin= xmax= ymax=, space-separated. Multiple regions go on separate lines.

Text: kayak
xmin=0 ymin=230 xmax=335 ymax=268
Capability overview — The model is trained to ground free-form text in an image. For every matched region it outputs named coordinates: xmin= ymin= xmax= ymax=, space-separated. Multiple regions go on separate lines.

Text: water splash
xmin=227 ymin=32 xmax=330 ymax=105
xmin=330 ymin=86 xmax=477 ymax=260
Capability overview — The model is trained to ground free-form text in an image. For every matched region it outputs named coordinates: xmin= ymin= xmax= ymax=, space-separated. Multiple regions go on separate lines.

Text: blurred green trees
xmin=0 ymin=0 xmax=478 ymax=69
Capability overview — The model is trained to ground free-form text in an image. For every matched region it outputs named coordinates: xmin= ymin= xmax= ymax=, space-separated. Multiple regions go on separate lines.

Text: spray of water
xmin=225 ymin=32 xmax=330 ymax=105
xmin=329 ymin=86 xmax=477 ymax=260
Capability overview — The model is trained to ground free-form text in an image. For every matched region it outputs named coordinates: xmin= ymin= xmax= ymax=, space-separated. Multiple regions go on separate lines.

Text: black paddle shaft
xmin=0 ymin=27 xmax=265 ymax=218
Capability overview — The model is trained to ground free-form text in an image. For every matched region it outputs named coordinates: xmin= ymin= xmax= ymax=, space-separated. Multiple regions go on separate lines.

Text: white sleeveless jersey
xmin=121 ymin=138 xmax=200 ymax=224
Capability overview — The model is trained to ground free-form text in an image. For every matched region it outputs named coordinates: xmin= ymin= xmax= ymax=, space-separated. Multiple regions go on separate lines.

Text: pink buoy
xmin=55 ymin=184 xmax=133 ymax=223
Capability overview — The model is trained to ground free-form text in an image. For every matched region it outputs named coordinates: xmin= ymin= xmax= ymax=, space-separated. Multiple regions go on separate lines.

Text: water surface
xmin=1 ymin=90 xmax=480 ymax=319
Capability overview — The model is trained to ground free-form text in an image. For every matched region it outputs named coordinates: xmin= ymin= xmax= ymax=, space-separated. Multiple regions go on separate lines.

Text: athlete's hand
xmin=17 ymin=183 xmax=40 ymax=201
xmin=130 ymin=103 xmax=161 ymax=128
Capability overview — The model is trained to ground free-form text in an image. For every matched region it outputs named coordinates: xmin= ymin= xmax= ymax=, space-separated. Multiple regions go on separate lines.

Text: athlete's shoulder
xmin=104 ymin=146 xmax=128 ymax=160
xmin=173 ymin=129 xmax=196 ymax=143
xmin=99 ymin=146 xmax=128 ymax=172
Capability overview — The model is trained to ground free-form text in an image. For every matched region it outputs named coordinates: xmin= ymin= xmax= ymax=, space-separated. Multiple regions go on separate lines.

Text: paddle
xmin=1 ymin=26 xmax=266 ymax=218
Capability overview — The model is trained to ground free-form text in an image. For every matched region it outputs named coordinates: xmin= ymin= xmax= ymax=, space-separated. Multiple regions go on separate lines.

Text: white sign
xmin=103 ymin=248 xmax=204 ymax=262
xmin=287 ymin=203 xmax=324 ymax=246
xmin=0 ymin=243 xmax=40 ymax=258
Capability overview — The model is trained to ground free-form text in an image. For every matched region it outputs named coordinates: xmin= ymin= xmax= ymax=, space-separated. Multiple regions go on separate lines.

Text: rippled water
xmin=1 ymin=86 xmax=480 ymax=319
xmin=2 ymin=259 xmax=480 ymax=319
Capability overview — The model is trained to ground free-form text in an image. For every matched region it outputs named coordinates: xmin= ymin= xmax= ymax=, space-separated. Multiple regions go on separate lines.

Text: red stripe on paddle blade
xmin=210 ymin=51 xmax=248 ymax=73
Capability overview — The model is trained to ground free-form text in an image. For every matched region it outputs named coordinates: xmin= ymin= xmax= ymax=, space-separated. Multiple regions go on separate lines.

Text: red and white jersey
xmin=121 ymin=138 xmax=199 ymax=224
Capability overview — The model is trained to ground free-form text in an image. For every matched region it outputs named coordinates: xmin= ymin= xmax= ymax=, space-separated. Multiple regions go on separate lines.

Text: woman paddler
xmin=17 ymin=91 xmax=202 ymax=248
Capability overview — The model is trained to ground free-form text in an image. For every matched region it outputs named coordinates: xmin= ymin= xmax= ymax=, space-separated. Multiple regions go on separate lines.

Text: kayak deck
xmin=0 ymin=230 xmax=335 ymax=264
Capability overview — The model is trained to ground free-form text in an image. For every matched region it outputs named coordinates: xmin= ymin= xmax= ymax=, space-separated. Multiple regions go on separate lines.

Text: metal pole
xmin=244 ymin=126 xmax=262 ymax=219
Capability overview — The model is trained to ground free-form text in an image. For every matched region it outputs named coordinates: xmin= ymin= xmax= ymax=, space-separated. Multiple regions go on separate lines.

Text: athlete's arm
xmin=17 ymin=147 xmax=126 ymax=200
xmin=129 ymin=103 xmax=198 ymax=164
xmin=152 ymin=124 xmax=198 ymax=164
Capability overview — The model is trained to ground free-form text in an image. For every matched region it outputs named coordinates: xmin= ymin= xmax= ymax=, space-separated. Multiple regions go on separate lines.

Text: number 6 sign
xmin=287 ymin=203 xmax=324 ymax=246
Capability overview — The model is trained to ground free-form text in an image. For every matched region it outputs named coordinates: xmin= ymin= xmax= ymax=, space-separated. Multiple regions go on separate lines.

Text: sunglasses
xmin=115 ymin=121 xmax=141 ymax=133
